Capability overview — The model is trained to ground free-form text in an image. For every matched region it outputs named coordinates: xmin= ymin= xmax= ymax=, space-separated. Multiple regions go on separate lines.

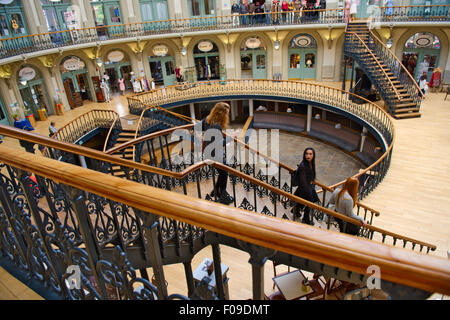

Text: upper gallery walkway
xmin=0 ymin=5 xmax=449 ymax=63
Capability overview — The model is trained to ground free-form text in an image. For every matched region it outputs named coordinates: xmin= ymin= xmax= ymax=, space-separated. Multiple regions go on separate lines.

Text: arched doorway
xmin=402 ymin=32 xmax=441 ymax=81
xmin=193 ymin=40 xmax=220 ymax=81
xmin=148 ymin=44 xmax=176 ymax=87
xmin=104 ymin=49 xmax=132 ymax=93
xmin=240 ymin=36 xmax=267 ymax=79
xmin=288 ymin=34 xmax=317 ymax=80
xmin=17 ymin=65 xmax=51 ymax=119
xmin=60 ymin=55 xmax=92 ymax=109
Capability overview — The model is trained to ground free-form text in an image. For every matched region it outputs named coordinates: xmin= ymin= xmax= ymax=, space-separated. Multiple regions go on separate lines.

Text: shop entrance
xmin=148 ymin=56 xmax=176 ymax=87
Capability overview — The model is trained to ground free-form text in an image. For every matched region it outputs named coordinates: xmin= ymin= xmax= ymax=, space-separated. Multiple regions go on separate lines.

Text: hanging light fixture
xmin=274 ymin=28 xmax=280 ymax=50
xmin=96 ymin=58 xmax=103 ymax=67
xmin=386 ymin=38 xmax=393 ymax=49
xmin=181 ymin=47 xmax=187 ymax=56
xmin=19 ymin=77 xmax=27 ymax=86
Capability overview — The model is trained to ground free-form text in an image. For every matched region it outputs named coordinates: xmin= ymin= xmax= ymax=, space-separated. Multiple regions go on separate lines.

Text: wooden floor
xmin=1 ymin=85 xmax=449 ymax=300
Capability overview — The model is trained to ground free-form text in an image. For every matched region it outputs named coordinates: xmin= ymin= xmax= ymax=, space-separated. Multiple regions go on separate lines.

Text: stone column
xmin=306 ymin=104 xmax=312 ymax=133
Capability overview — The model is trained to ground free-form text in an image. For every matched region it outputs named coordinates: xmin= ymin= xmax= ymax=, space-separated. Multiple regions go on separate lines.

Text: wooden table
xmin=272 ymin=270 xmax=315 ymax=300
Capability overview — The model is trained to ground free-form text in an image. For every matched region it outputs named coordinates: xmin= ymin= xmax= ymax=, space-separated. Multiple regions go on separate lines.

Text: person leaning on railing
xmin=327 ymin=177 xmax=366 ymax=235
xmin=13 ymin=114 xmax=36 ymax=154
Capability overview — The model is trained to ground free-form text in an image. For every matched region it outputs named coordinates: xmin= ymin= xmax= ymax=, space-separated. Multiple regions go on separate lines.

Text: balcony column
xmin=274 ymin=102 xmax=279 ymax=112
xmin=230 ymin=100 xmax=237 ymax=121
xmin=359 ymin=127 xmax=368 ymax=153
xmin=249 ymin=99 xmax=254 ymax=117
xmin=189 ymin=103 xmax=196 ymax=122
xmin=74 ymin=0 xmax=95 ymax=28
xmin=119 ymin=0 xmax=137 ymax=24
xmin=306 ymin=104 xmax=312 ymax=133
xmin=22 ymin=0 xmax=46 ymax=34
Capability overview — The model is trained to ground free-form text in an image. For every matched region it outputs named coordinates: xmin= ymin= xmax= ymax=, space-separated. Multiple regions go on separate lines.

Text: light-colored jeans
xmin=232 ymin=13 xmax=240 ymax=27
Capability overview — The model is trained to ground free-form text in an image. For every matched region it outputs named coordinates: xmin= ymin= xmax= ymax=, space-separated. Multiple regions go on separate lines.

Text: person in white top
xmin=328 ymin=177 xmax=365 ymax=235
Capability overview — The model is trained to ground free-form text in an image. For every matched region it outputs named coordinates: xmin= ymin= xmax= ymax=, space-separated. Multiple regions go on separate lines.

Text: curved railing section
xmin=0 ymin=139 xmax=448 ymax=300
xmin=0 ymin=5 xmax=449 ymax=62
xmin=127 ymin=79 xmax=394 ymax=199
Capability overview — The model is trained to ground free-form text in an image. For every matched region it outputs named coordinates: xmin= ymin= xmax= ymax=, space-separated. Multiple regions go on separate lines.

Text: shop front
xmin=288 ymin=34 xmax=317 ymax=80
xmin=139 ymin=0 xmax=169 ymax=31
xmin=188 ymin=0 xmax=216 ymax=27
xmin=0 ymin=0 xmax=30 ymax=50
xmin=104 ymin=50 xmax=132 ymax=92
xmin=17 ymin=65 xmax=51 ymax=121
xmin=193 ymin=40 xmax=220 ymax=81
xmin=90 ymin=0 xmax=123 ymax=39
xmin=41 ymin=0 xmax=72 ymax=45
xmin=402 ymin=32 xmax=441 ymax=81
xmin=148 ymin=44 xmax=176 ymax=87
xmin=60 ymin=55 xmax=92 ymax=109
xmin=240 ymin=36 xmax=267 ymax=79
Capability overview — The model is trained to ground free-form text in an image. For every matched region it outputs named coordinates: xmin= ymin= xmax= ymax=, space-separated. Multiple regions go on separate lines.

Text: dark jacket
xmin=201 ymin=118 xmax=231 ymax=163
xmin=232 ymin=3 xmax=240 ymax=13
xmin=240 ymin=3 xmax=249 ymax=14
xmin=292 ymin=160 xmax=319 ymax=202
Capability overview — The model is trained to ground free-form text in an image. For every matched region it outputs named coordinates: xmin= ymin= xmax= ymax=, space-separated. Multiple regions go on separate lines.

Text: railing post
xmin=211 ymin=243 xmax=226 ymax=300
xmin=134 ymin=210 xmax=169 ymax=300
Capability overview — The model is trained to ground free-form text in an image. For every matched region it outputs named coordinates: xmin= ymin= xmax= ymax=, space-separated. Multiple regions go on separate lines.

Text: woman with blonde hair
xmin=202 ymin=102 xmax=238 ymax=205
xmin=328 ymin=177 xmax=365 ymax=235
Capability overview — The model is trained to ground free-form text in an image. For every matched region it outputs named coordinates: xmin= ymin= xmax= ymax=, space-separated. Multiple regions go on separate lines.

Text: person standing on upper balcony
xmin=291 ymin=147 xmax=320 ymax=225
xmin=232 ymin=1 xmax=241 ymax=27
xmin=281 ymin=0 xmax=289 ymax=23
xmin=294 ymin=0 xmax=302 ymax=23
xmin=327 ymin=177 xmax=365 ymax=235
xmin=240 ymin=0 xmax=249 ymax=25
xmin=264 ymin=0 xmax=273 ymax=24
xmin=248 ymin=0 xmax=255 ymax=25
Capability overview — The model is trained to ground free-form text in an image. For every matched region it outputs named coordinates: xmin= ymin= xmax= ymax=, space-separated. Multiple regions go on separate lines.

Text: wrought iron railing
xmin=0 ymin=5 xmax=449 ymax=61
xmin=127 ymin=79 xmax=394 ymax=199
xmin=0 ymin=133 xmax=448 ymax=300
xmin=375 ymin=4 xmax=450 ymax=22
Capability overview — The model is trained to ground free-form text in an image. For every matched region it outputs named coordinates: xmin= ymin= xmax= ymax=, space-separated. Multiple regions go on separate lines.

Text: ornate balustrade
xmin=0 ymin=141 xmax=449 ymax=300
xmin=127 ymin=79 xmax=394 ymax=200
xmin=0 ymin=5 xmax=449 ymax=62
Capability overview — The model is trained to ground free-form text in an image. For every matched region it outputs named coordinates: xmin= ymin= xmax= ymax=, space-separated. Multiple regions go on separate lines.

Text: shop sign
xmin=293 ymin=35 xmax=312 ymax=47
xmin=153 ymin=44 xmax=168 ymax=57
xmin=414 ymin=34 xmax=434 ymax=48
xmin=197 ymin=41 xmax=213 ymax=52
xmin=19 ymin=67 xmax=36 ymax=81
xmin=245 ymin=37 xmax=261 ymax=49
xmin=63 ymin=57 xmax=85 ymax=71
xmin=107 ymin=50 xmax=125 ymax=63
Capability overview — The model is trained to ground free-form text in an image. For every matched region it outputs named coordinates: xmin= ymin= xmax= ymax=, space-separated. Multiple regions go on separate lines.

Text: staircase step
xmin=395 ymin=107 xmax=420 ymax=113
xmin=396 ymin=102 xmax=417 ymax=108
xmin=394 ymin=112 xmax=421 ymax=119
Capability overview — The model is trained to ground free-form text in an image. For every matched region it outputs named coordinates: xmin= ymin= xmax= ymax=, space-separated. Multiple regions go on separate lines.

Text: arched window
xmin=289 ymin=34 xmax=317 ymax=49
xmin=404 ymin=32 xmax=440 ymax=50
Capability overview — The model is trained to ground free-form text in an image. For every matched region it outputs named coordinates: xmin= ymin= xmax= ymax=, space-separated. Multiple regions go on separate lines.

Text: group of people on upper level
xmin=230 ymin=0 xmax=327 ymax=26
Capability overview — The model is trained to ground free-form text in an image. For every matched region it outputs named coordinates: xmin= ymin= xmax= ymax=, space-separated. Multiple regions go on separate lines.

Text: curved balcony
xmin=0 ymin=5 xmax=449 ymax=63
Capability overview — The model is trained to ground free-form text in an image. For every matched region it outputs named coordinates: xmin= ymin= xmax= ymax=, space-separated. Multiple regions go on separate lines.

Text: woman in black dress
xmin=292 ymin=147 xmax=319 ymax=225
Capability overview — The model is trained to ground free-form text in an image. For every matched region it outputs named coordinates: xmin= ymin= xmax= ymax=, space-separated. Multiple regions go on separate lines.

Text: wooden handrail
xmin=102 ymin=115 xmax=121 ymax=153
xmin=0 ymin=144 xmax=447 ymax=294
xmin=0 ymin=123 xmax=434 ymax=253
xmin=369 ymin=30 xmax=423 ymax=95
xmin=346 ymin=32 xmax=402 ymax=101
